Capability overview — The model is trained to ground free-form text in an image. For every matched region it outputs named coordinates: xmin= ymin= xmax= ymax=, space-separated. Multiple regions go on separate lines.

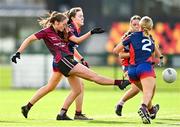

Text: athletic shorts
xmin=128 ymin=62 xmax=155 ymax=83
xmin=53 ymin=55 xmax=78 ymax=77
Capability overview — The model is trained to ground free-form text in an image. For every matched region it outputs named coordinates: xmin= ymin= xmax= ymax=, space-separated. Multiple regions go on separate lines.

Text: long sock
xmin=27 ymin=102 xmax=33 ymax=110
xmin=60 ymin=108 xmax=67 ymax=116
xmin=75 ymin=111 xmax=82 ymax=115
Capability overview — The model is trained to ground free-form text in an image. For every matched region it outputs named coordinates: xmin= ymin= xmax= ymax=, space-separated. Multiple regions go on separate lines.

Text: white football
xmin=162 ymin=68 xmax=177 ymax=83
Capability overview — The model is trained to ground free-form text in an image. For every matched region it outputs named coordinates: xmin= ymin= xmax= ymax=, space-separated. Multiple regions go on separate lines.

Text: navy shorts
xmin=53 ymin=56 xmax=78 ymax=77
xmin=128 ymin=62 xmax=155 ymax=83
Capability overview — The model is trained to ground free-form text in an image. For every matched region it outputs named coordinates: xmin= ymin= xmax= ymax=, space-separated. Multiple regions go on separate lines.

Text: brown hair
xmin=64 ymin=7 xmax=82 ymax=24
xmin=139 ymin=16 xmax=153 ymax=36
xmin=38 ymin=11 xmax=68 ymax=28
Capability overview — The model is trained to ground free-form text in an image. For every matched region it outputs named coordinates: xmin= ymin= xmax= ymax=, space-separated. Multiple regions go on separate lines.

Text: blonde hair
xmin=121 ymin=15 xmax=141 ymax=40
xmin=38 ymin=11 xmax=68 ymax=28
xmin=130 ymin=15 xmax=141 ymax=23
xmin=139 ymin=16 xmax=153 ymax=36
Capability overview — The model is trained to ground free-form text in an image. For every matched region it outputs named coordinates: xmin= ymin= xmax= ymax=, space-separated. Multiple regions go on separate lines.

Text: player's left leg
xmin=21 ymin=71 xmax=62 ymax=118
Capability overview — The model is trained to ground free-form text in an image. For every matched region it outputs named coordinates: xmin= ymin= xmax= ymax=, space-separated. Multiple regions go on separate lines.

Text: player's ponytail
xmin=38 ymin=11 xmax=67 ymax=28
xmin=143 ymin=27 xmax=149 ymax=36
xmin=139 ymin=16 xmax=153 ymax=36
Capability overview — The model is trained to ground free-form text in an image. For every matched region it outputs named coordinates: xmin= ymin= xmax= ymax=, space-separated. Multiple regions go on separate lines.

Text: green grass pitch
xmin=0 ymin=66 xmax=180 ymax=127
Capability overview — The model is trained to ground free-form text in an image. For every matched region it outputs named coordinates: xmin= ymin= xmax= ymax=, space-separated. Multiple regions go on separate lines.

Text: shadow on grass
xmin=0 ymin=120 xmax=25 ymax=123
xmin=157 ymin=118 xmax=180 ymax=122
xmin=88 ymin=120 xmax=137 ymax=124
xmin=155 ymin=122 xmax=180 ymax=126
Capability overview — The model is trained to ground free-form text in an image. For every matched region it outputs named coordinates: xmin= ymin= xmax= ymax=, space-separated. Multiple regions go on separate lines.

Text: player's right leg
xmin=69 ymin=63 xmax=130 ymax=89
xmin=138 ymin=104 xmax=151 ymax=124
xmin=21 ymin=71 xmax=62 ymax=118
xmin=73 ymin=79 xmax=93 ymax=120
xmin=115 ymin=83 xmax=140 ymax=116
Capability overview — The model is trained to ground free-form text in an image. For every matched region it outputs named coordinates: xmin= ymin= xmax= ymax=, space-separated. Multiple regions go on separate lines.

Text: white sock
xmin=119 ymin=101 xmax=125 ymax=106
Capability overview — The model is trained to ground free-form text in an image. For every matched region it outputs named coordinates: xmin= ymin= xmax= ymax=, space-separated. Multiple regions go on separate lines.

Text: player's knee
xmin=45 ymin=85 xmax=56 ymax=92
xmin=72 ymin=89 xmax=82 ymax=96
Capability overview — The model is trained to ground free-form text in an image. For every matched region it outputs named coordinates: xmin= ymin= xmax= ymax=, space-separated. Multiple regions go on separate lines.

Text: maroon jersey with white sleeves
xmin=34 ymin=26 xmax=73 ymax=63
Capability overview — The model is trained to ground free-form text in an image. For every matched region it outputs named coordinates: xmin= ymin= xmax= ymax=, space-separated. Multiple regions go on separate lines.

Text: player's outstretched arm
xmin=11 ymin=34 xmax=38 ymax=63
xmin=69 ymin=27 xmax=105 ymax=44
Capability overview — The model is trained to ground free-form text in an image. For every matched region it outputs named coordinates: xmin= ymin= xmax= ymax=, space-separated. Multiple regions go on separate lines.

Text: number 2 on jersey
xmin=142 ymin=39 xmax=152 ymax=52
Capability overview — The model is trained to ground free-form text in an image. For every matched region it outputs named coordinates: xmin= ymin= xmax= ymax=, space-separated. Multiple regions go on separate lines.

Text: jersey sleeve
xmin=122 ymin=36 xmax=131 ymax=47
xmin=68 ymin=31 xmax=74 ymax=38
xmin=34 ymin=29 xmax=46 ymax=40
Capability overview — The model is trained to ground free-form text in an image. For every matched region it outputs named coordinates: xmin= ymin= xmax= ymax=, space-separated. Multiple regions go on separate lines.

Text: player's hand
xmin=81 ymin=58 xmax=89 ymax=68
xmin=91 ymin=27 xmax=105 ymax=34
xmin=11 ymin=52 xmax=21 ymax=64
xmin=158 ymin=56 xmax=163 ymax=67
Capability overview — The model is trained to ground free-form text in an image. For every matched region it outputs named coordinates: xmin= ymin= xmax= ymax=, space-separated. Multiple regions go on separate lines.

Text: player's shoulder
xmin=42 ymin=26 xmax=55 ymax=33
xmin=121 ymin=31 xmax=132 ymax=40
xmin=122 ymin=32 xmax=134 ymax=41
xmin=133 ymin=31 xmax=142 ymax=36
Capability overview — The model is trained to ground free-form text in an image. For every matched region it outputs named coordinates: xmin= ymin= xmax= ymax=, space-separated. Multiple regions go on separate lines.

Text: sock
xmin=148 ymin=106 xmax=154 ymax=113
xmin=27 ymin=102 xmax=33 ymax=110
xmin=119 ymin=101 xmax=125 ymax=106
xmin=114 ymin=80 xmax=122 ymax=86
xmin=141 ymin=103 xmax=148 ymax=108
xmin=75 ymin=111 xmax=82 ymax=115
xmin=60 ymin=108 xmax=67 ymax=116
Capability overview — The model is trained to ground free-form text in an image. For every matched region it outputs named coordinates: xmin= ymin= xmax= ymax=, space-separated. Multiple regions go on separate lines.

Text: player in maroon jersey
xmin=11 ymin=11 xmax=130 ymax=120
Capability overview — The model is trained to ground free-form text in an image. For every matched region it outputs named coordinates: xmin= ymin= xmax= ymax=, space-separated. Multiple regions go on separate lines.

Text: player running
xmin=115 ymin=15 xmax=161 ymax=120
xmin=113 ymin=16 xmax=161 ymax=124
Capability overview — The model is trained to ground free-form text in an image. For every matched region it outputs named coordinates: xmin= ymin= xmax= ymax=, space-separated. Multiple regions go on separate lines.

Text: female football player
xmin=11 ymin=11 xmax=130 ymax=120
xmin=115 ymin=15 xmax=162 ymax=119
xmin=115 ymin=15 xmax=141 ymax=116
xmin=113 ymin=16 xmax=161 ymax=124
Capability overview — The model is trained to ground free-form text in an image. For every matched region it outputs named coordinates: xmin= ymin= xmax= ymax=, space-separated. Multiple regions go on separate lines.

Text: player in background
xmin=113 ymin=16 xmax=161 ymax=124
xmin=115 ymin=15 xmax=162 ymax=119
xmin=11 ymin=12 xmax=130 ymax=120
xmin=62 ymin=7 xmax=92 ymax=120
xmin=115 ymin=15 xmax=141 ymax=116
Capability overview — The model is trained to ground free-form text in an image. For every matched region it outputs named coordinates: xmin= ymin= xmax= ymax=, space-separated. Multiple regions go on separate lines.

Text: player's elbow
xmin=113 ymin=48 xmax=119 ymax=55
